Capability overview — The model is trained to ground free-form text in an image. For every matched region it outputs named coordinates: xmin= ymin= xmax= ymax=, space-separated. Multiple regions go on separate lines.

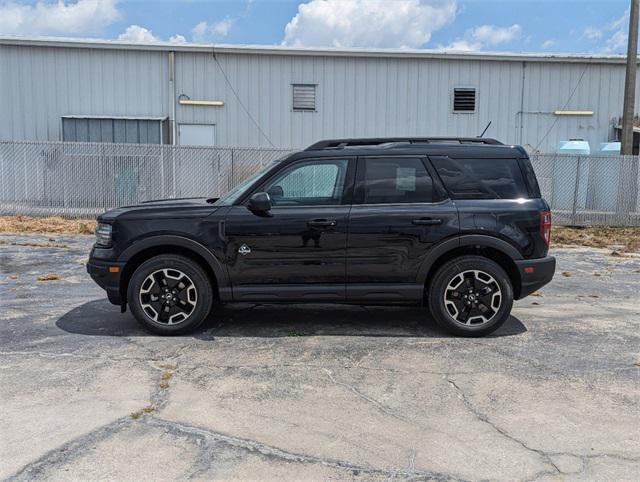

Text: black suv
xmin=88 ymin=137 xmax=555 ymax=337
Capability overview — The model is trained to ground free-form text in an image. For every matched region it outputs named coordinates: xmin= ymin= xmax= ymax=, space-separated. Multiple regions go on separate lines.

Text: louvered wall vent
xmin=453 ymin=88 xmax=476 ymax=112
xmin=292 ymin=84 xmax=316 ymax=111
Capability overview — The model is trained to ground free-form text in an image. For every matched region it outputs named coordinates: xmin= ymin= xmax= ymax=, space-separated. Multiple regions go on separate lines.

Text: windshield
xmin=211 ymin=160 xmax=280 ymax=206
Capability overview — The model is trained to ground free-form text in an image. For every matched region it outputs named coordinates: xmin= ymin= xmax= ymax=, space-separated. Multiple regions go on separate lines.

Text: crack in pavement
xmin=323 ymin=367 xmax=414 ymax=425
xmin=445 ymin=377 xmax=640 ymax=478
xmin=144 ymin=416 xmax=460 ymax=481
xmin=321 ymin=367 xmax=506 ymax=476
xmin=7 ymin=361 xmax=460 ymax=482
xmin=0 ymin=349 xmax=478 ymax=378
xmin=446 ymin=377 xmax=561 ymax=475
xmin=6 ymin=417 xmax=135 ymax=481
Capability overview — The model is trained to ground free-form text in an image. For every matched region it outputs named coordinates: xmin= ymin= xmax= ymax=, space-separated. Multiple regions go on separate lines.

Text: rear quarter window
xmin=431 ymin=157 xmax=530 ymax=199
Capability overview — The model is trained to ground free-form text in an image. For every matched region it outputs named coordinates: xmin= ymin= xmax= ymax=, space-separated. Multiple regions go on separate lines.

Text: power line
xmin=212 ymin=47 xmax=276 ymax=148
xmin=534 ymin=65 xmax=589 ymax=152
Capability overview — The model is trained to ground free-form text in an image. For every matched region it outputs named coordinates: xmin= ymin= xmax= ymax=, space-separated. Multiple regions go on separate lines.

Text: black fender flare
xmin=417 ymin=234 xmax=522 ymax=285
xmin=118 ymin=235 xmax=229 ymax=294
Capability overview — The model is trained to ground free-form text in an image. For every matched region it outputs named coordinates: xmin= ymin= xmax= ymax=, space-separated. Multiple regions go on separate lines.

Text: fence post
xmin=171 ymin=146 xmax=177 ymax=199
xmin=230 ymin=148 xmax=235 ymax=192
xmin=571 ymin=156 xmax=581 ymax=226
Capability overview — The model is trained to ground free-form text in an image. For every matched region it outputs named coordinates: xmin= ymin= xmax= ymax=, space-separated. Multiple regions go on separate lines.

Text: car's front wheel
xmin=128 ymin=254 xmax=213 ymax=335
xmin=428 ymin=255 xmax=513 ymax=337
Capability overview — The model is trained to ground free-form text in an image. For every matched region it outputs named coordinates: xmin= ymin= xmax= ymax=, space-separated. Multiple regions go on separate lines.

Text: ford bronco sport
xmin=88 ymin=137 xmax=555 ymax=337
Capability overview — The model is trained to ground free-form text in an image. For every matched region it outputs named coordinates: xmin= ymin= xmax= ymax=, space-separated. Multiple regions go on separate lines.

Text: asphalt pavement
xmin=1 ymin=234 xmax=639 ymax=481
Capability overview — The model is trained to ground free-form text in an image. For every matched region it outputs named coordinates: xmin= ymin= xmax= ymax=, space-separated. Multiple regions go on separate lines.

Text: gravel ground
xmin=1 ymin=234 xmax=639 ymax=481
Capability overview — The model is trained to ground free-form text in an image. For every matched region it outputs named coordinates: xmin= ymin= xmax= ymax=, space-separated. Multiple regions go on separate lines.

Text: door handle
xmin=412 ymin=218 xmax=443 ymax=226
xmin=307 ymin=219 xmax=337 ymax=227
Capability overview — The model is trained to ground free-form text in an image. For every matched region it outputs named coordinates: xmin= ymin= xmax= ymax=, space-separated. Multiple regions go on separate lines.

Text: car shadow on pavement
xmin=56 ymin=299 xmax=527 ymax=339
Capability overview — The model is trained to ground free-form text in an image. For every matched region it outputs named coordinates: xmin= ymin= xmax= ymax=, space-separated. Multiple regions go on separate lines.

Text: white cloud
xmin=582 ymin=26 xmax=603 ymax=41
xmin=0 ymin=0 xmax=120 ymax=36
xmin=118 ymin=25 xmax=157 ymax=42
xmin=542 ymin=39 xmax=556 ymax=49
xmin=603 ymin=8 xmax=629 ymax=53
xmin=605 ymin=29 xmax=628 ymax=52
xmin=117 ymin=25 xmax=187 ymax=44
xmin=169 ymin=34 xmax=187 ymax=44
xmin=191 ymin=18 xmax=235 ymax=43
xmin=444 ymin=24 xmax=522 ymax=51
xmin=584 ymin=8 xmax=635 ymax=54
xmin=282 ymin=0 xmax=458 ymax=48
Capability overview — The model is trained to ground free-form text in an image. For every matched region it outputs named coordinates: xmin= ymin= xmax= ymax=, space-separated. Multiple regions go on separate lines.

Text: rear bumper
xmin=514 ymin=256 xmax=556 ymax=299
xmin=87 ymin=258 xmax=125 ymax=306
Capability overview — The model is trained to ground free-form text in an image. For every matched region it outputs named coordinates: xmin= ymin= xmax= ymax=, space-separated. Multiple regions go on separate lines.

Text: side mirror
xmin=247 ymin=192 xmax=272 ymax=214
xmin=267 ymin=185 xmax=284 ymax=198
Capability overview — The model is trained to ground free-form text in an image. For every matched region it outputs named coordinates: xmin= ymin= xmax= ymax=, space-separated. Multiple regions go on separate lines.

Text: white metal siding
xmin=1 ymin=42 xmax=639 ymax=152
xmin=0 ymin=44 xmax=170 ymax=142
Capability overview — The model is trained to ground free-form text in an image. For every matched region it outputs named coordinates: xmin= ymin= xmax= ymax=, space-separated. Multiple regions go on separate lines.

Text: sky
xmin=0 ymin=0 xmax=635 ymax=54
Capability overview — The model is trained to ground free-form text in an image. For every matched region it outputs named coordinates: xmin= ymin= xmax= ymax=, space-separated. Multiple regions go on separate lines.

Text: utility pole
xmin=621 ymin=0 xmax=639 ymax=155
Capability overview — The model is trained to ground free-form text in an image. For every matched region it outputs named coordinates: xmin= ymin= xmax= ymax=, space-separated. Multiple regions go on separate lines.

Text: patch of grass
xmin=287 ymin=330 xmax=307 ymax=337
xmin=553 ymin=226 xmax=640 ymax=253
xmin=159 ymin=370 xmax=173 ymax=389
xmin=0 ymin=215 xmax=96 ymax=235
xmin=0 ymin=240 xmax=69 ymax=249
xmin=130 ymin=405 xmax=155 ymax=419
xmin=36 ymin=273 xmax=61 ymax=281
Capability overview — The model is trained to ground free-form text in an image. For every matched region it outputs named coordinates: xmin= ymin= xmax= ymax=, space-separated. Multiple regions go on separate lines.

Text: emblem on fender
xmin=238 ymin=244 xmax=251 ymax=256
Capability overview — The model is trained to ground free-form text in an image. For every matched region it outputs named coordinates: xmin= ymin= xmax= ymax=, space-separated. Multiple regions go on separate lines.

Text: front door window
xmin=262 ymin=159 xmax=349 ymax=206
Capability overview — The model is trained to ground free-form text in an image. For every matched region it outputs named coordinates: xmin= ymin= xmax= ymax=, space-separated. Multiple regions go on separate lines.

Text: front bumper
xmin=87 ymin=254 xmax=125 ymax=306
xmin=514 ymin=255 xmax=556 ymax=299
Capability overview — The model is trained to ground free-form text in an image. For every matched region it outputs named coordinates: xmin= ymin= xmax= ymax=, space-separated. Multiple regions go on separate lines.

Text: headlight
xmin=95 ymin=223 xmax=113 ymax=247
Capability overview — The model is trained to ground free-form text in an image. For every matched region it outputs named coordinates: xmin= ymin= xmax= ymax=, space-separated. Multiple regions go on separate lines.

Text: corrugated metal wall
xmin=0 ymin=45 xmax=170 ymax=141
xmin=1 ymin=42 xmax=639 ymax=152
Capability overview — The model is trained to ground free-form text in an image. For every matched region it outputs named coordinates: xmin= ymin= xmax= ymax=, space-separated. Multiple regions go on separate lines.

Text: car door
xmin=224 ymin=157 xmax=355 ymax=301
xmin=346 ymin=155 xmax=459 ymax=301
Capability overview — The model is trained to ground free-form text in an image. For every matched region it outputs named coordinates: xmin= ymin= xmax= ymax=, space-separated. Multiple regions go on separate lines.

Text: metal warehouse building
xmin=1 ymin=36 xmax=639 ymax=152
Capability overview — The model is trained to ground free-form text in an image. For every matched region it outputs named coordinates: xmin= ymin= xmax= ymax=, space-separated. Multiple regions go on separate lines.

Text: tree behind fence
xmin=1 ymin=140 xmax=639 ymax=226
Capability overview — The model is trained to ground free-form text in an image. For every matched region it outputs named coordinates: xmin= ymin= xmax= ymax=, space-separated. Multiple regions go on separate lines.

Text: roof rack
xmin=305 ymin=137 xmax=503 ymax=150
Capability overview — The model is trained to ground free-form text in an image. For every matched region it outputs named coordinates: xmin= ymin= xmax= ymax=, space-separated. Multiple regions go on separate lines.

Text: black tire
xmin=428 ymin=255 xmax=513 ymax=337
xmin=127 ymin=254 xmax=213 ymax=335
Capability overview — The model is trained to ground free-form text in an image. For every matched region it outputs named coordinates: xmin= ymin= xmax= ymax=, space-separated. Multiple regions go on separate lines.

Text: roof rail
xmin=305 ymin=137 xmax=504 ymax=150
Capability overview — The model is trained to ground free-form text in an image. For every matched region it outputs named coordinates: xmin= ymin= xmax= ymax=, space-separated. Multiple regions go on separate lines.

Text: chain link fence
xmin=0 ymin=141 xmax=291 ymax=218
xmin=1 ymin=140 xmax=639 ymax=226
xmin=529 ymin=154 xmax=640 ymax=226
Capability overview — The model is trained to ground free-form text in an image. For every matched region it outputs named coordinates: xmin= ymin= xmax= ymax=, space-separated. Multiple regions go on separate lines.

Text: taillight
xmin=540 ymin=210 xmax=551 ymax=246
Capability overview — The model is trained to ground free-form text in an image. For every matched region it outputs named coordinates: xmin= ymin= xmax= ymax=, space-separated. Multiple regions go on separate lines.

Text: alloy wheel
xmin=139 ymin=268 xmax=198 ymax=325
xmin=443 ymin=269 xmax=502 ymax=326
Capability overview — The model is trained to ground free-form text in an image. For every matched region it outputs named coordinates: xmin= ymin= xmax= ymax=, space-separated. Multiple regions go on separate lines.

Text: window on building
xmin=61 ymin=117 xmax=170 ymax=144
xmin=292 ymin=84 xmax=317 ymax=111
xmin=362 ymin=157 xmax=434 ymax=204
xmin=453 ymin=88 xmax=476 ymax=113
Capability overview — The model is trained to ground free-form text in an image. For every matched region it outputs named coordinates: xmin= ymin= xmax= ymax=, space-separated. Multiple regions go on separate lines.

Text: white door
xmin=179 ymin=124 xmax=215 ymax=146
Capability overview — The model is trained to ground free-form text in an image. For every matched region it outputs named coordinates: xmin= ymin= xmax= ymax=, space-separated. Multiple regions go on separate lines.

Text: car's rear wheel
xmin=428 ymin=255 xmax=513 ymax=337
xmin=128 ymin=255 xmax=213 ymax=335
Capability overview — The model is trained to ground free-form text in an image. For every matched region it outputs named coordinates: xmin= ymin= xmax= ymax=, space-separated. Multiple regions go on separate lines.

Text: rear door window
xmin=430 ymin=157 xmax=529 ymax=199
xmin=362 ymin=157 xmax=434 ymax=204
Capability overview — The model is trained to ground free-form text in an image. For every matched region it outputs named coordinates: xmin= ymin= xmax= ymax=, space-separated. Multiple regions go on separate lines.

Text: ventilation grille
xmin=292 ymin=84 xmax=316 ymax=111
xmin=453 ymin=88 xmax=476 ymax=112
